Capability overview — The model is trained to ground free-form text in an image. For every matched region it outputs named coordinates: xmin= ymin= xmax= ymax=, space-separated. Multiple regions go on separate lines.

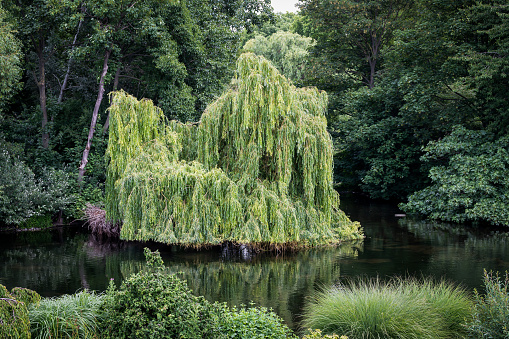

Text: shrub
xmin=467 ymin=270 xmax=509 ymax=338
xmin=302 ymin=277 xmax=472 ymax=339
xmin=217 ymin=304 xmax=297 ymax=339
xmin=20 ymin=215 xmax=52 ymax=230
xmin=29 ymin=290 xmax=103 ymax=339
xmin=401 ymin=126 xmax=509 ymax=226
xmin=100 ymin=248 xmax=297 ymax=338
xmin=10 ymin=287 xmax=41 ymax=307
xmin=0 ymin=149 xmax=74 ymax=226
xmin=100 ymin=248 xmax=222 ymax=338
xmin=0 ymin=284 xmax=32 ymax=339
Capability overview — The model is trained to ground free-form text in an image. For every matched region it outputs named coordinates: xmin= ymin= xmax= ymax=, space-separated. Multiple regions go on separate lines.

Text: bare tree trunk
xmin=78 ymin=49 xmax=111 ymax=183
xmin=58 ymin=18 xmax=83 ymax=104
xmin=102 ymin=65 xmax=121 ymax=134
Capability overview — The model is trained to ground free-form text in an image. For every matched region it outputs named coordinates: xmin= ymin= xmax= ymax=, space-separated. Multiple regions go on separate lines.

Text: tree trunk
xmin=102 ymin=65 xmax=121 ymax=134
xmin=58 ymin=18 xmax=83 ymax=104
xmin=78 ymin=49 xmax=111 ymax=183
xmin=36 ymin=35 xmax=49 ymax=148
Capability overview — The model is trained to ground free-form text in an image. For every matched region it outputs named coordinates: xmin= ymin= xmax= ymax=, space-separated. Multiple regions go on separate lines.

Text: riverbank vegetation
xmin=2 ymin=250 xmax=509 ymax=338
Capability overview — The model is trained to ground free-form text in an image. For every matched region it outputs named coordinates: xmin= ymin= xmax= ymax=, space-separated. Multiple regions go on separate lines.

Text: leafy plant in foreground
xmin=467 ymin=270 xmax=509 ymax=338
xmin=217 ymin=304 xmax=297 ymax=339
xmin=0 ymin=284 xmax=36 ymax=338
xmin=100 ymin=248 xmax=296 ymax=338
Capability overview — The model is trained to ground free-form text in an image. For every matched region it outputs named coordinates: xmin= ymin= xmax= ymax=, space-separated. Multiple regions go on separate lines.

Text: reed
xmin=301 ymin=277 xmax=472 ymax=339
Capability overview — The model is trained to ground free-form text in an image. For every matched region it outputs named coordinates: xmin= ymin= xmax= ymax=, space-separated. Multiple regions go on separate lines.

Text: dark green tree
xmin=0 ymin=5 xmax=22 ymax=116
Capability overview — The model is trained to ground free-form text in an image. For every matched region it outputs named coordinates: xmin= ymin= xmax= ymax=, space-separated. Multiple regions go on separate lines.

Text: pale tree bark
xmin=102 ymin=65 xmax=121 ymax=134
xmin=58 ymin=18 xmax=83 ymax=104
xmin=78 ymin=49 xmax=111 ymax=183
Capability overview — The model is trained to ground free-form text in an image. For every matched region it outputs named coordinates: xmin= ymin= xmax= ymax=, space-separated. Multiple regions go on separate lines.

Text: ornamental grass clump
xmin=301 ymin=277 xmax=472 ymax=339
xmin=28 ymin=290 xmax=103 ymax=339
xmin=105 ymin=53 xmax=362 ymax=248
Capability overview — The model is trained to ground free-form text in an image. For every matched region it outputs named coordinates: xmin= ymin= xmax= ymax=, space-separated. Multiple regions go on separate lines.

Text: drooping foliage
xmin=105 ymin=53 xmax=361 ymax=247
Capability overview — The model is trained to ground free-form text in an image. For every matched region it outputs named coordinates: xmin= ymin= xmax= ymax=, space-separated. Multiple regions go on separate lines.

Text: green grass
xmin=29 ymin=290 xmax=103 ymax=339
xmin=301 ymin=277 xmax=472 ymax=339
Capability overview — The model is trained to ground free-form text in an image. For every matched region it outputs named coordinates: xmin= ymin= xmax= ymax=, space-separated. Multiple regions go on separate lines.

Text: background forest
xmin=0 ymin=0 xmax=508 ymax=228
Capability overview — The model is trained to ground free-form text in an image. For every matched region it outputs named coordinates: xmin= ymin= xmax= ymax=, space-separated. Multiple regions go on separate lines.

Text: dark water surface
xmin=1 ymin=195 xmax=509 ymax=329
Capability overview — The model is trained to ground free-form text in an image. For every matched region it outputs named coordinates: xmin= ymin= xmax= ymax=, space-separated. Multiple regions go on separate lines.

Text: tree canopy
xmin=105 ymin=53 xmax=362 ymax=247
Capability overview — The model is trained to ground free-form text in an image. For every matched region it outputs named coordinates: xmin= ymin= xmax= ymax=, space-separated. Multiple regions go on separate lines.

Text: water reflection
xmin=338 ymin=195 xmax=509 ymax=291
xmin=1 ymin=195 xmax=509 ymax=329
xmin=0 ymin=227 xmax=363 ymax=328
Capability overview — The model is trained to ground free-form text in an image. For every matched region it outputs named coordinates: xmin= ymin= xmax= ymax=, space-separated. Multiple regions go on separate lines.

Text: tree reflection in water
xmin=0 ymin=226 xmax=362 ymax=329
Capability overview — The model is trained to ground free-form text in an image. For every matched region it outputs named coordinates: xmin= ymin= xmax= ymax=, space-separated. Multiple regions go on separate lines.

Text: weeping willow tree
xmin=105 ymin=53 xmax=362 ymax=247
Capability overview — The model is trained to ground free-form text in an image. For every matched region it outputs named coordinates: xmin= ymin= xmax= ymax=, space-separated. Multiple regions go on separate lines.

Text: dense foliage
xmin=1 ymin=0 xmax=508 ymax=228
xmin=243 ymin=30 xmax=314 ymax=84
xmin=105 ymin=53 xmax=361 ymax=247
xmin=0 ymin=5 xmax=22 ymax=115
xmin=0 ymin=148 xmax=73 ymax=226
xmin=401 ymin=126 xmax=509 ymax=226
xmin=0 ymin=0 xmax=271 ymax=226
xmin=284 ymin=0 xmax=509 ymax=227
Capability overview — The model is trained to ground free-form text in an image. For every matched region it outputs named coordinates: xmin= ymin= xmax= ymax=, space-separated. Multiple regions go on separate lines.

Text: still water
xmin=1 ymin=195 xmax=509 ymax=329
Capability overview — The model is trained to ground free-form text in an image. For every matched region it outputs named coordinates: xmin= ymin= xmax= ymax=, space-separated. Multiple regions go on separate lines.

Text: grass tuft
xmin=29 ymin=290 xmax=103 ymax=339
xmin=302 ymin=277 xmax=472 ymax=339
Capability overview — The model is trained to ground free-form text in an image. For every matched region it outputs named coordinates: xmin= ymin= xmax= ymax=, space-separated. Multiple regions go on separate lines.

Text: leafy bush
xmin=302 ymin=329 xmax=345 ymax=339
xmin=20 ymin=214 xmax=53 ymax=230
xmin=0 ymin=284 xmax=35 ymax=339
xmin=10 ymin=287 xmax=41 ymax=307
xmin=0 ymin=149 xmax=74 ymax=226
xmin=467 ymin=270 xmax=509 ymax=338
xmin=302 ymin=277 xmax=472 ymax=339
xmin=100 ymin=248 xmax=222 ymax=338
xmin=29 ymin=290 xmax=103 ymax=339
xmin=401 ymin=126 xmax=509 ymax=226
xmin=100 ymin=248 xmax=296 ymax=338
xmin=217 ymin=304 xmax=297 ymax=339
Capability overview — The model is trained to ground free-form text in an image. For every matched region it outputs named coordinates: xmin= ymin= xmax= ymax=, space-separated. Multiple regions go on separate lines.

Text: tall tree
xmin=3 ymin=0 xmax=72 ymax=148
xmin=243 ymin=30 xmax=315 ymax=84
xmin=298 ymin=0 xmax=412 ymax=89
xmin=105 ymin=54 xmax=362 ymax=246
xmin=77 ymin=0 xmax=177 ymax=182
xmin=0 ymin=5 xmax=22 ymax=116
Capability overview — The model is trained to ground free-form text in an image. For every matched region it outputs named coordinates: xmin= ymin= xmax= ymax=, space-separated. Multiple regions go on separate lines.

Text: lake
xmin=1 ymin=194 xmax=508 ymax=329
